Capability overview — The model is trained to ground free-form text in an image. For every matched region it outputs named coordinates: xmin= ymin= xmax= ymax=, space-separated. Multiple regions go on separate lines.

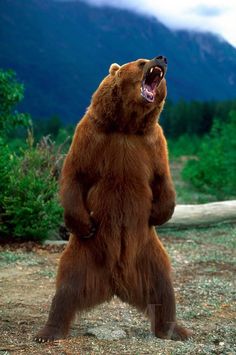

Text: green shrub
xmin=0 ymin=138 xmax=63 ymax=242
xmin=182 ymin=111 xmax=236 ymax=199
xmin=0 ymin=69 xmax=63 ymax=242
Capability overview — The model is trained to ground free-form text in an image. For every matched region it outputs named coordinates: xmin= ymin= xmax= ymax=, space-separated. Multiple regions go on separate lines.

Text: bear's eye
xmin=138 ymin=61 xmax=146 ymax=68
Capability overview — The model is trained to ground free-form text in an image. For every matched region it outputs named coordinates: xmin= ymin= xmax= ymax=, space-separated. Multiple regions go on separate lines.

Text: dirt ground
xmin=0 ymin=224 xmax=235 ymax=355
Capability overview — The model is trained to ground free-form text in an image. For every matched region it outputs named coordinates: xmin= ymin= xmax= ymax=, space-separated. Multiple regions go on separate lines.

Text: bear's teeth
xmin=150 ymin=68 xmax=153 ymax=73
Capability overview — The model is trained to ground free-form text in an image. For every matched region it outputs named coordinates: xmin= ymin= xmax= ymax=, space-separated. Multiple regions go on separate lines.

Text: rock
xmin=86 ymin=326 xmax=126 ymax=340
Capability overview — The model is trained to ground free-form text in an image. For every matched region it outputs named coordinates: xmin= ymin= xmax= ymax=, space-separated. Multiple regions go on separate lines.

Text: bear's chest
xmin=96 ymin=134 xmax=154 ymax=184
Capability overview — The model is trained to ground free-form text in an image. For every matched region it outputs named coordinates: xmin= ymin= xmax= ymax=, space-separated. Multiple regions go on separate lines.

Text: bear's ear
xmin=109 ymin=63 xmax=120 ymax=76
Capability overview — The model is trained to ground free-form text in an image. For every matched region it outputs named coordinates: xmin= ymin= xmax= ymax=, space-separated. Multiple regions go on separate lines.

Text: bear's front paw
xmin=64 ymin=211 xmax=98 ymax=240
xmin=79 ymin=218 xmax=97 ymax=239
xmin=149 ymin=202 xmax=175 ymax=226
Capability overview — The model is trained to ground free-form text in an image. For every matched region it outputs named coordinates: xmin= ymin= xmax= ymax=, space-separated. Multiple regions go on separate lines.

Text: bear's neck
xmin=88 ymin=86 xmax=163 ymax=135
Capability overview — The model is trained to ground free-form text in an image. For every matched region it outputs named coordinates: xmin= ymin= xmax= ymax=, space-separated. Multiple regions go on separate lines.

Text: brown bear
xmin=35 ymin=56 xmax=191 ymax=342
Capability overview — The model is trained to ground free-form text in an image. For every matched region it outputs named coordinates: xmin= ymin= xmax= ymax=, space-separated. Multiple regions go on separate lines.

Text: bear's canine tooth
xmin=150 ymin=68 xmax=153 ymax=73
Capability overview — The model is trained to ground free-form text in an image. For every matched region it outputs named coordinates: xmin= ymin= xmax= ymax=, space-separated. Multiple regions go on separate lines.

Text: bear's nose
xmin=155 ymin=55 xmax=168 ymax=65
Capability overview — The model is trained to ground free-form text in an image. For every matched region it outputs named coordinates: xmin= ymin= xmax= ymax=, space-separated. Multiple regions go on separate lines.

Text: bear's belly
xmin=86 ymin=177 xmax=152 ymax=230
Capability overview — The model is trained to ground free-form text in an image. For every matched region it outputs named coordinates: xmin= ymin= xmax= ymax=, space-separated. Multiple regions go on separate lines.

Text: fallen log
xmin=160 ymin=200 xmax=236 ymax=229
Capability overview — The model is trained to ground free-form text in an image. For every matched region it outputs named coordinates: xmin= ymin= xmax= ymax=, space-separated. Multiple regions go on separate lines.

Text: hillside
xmin=0 ymin=0 xmax=236 ymax=122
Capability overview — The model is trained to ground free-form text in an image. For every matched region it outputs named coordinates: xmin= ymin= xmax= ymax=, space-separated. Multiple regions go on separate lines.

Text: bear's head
xmin=108 ymin=56 xmax=167 ymax=104
xmin=90 ymin=56 xmax=168 ymax=134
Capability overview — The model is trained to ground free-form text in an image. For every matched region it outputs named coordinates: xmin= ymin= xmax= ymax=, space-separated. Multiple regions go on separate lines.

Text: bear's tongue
xmin=141 ymin=66 xmax=163 ymax=103
xmin=141 ymin=84 xmax=155 ymax=102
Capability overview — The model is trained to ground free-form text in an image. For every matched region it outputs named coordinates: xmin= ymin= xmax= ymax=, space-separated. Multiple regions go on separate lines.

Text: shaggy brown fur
xmin=35 ymin=57 xmax=191 ymax=342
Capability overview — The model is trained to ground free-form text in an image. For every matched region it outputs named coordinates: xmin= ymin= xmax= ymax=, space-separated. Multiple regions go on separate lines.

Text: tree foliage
xmin=0 ymin=69 xmax=31 ymax=135
xmin=161 ymin=99 xmax=236 ymax=138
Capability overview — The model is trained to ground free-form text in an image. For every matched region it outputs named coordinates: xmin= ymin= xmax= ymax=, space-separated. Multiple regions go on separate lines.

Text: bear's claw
xmin=34 ymin=325 xmax=64 ymax=343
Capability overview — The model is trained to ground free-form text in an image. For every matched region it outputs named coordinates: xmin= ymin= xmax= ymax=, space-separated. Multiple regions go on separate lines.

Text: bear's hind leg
xmin=146 ymin=273 xmax=190 ymax=341
xmin=118 ymin=230 xmax=191 ymax=341
xmin=35 ymin=237 xmax=113 ymax=342
xmin=144 ymin=232 xmax=191 ymax=340
xmin=35 ymin=285 xmax=77 ymax=342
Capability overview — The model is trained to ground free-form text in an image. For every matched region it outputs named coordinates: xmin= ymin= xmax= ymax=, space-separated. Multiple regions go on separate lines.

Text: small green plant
xmin=182 ymin=111 xmax=236 ymax=199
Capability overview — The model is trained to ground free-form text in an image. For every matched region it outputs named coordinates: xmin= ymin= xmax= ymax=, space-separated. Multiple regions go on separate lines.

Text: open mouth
xmin=141 ymin=66 xmax=164 ymax=103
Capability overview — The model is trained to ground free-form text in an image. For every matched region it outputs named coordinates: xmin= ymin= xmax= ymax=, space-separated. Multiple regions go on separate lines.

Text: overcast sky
xmin=82 ymin=0 xmax=236 ymax=47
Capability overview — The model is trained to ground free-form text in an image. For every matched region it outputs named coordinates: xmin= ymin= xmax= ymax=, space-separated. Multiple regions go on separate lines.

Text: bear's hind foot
xmin=155 ymin=323 xmax=192 ymax=341
xmin=34 ymin=325 xmax=67 ymax=343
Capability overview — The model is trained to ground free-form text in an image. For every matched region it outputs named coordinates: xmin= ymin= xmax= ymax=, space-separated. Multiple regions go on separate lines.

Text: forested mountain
xmin=0 ymin=0 xmax=236 ymax=122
